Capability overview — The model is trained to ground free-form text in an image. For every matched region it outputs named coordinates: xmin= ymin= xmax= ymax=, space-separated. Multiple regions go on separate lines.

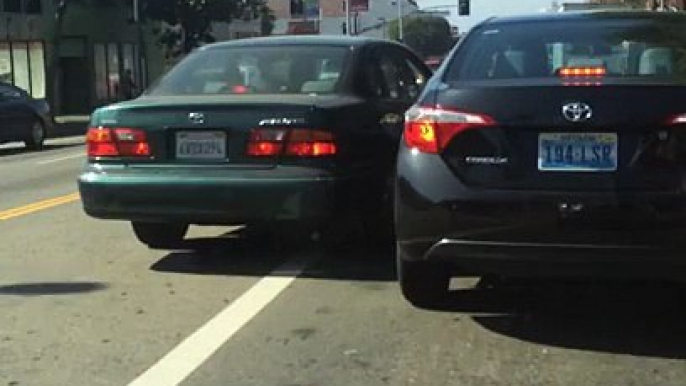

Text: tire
xmin=397 ymin=252 xmax=451 ymax=309
xmin=24 ymin=120 xmax=46 ymax=151
xmin=131 ymin=222 xmax=189 ymax=249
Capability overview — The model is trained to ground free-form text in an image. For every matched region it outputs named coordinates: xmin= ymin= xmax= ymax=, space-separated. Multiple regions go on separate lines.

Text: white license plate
xmin=176 ymin=131 xmax=227 ymax=160
xmin=538 ymin=132 xmax=618 ymax=172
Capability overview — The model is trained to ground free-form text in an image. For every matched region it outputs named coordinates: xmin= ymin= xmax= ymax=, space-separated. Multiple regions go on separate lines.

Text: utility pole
xmin=398 ymin=0 xmax=404 ymax=41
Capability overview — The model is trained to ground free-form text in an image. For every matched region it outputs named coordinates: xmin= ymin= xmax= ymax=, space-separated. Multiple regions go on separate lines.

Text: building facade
xmin=1 ymin=0 xmax=164 ymax=114
xmin=0 ymin=0 xmax=49 ymax=101
xmin=589 ymin=0 xmax=685 ymax=9
xmin=266 ymin=0 xmax=419 ymax=38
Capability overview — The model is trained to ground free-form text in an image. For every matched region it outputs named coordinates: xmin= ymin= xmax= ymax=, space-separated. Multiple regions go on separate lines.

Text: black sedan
xmin=78 ymin=36 xmax=431 ymax=248
xmin=0 ymin=82 xmax=53 ymax=150
xmin=396 ymin=11 xmax=686 ymax=307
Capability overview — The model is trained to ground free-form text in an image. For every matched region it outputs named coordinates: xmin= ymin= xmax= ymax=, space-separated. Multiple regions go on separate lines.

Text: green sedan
xmin=78 ymin=35 xmax=431 ymax=248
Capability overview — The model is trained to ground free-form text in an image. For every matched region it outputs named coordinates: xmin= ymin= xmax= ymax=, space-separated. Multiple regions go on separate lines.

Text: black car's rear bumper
xmin=78 ymin=164 xmax=347 ymax=225
xmin=395 ymin=147 xmax=686 ymax=277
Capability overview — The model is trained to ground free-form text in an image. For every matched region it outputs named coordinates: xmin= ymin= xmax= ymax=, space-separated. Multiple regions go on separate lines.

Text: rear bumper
xmin=78 ymin=164 xmax=343 ymax=225
xmin=395 ymin=146 xmax=686 ymax=277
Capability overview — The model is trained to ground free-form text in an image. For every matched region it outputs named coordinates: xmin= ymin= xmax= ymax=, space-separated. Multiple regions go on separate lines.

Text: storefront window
xmin=94 ymin=44 xmax=107 ymax=101
xmin=11 ymin=42 xmax=30 ymax=93
xmin=122 ymin=43 xmax=136 ymax=83
xmin=107 ymin=43 xmax=119 ymax=99
xmin=0 ymin=42 xmax=11 ymax=84
xmin=0 ymin=41 xmax=46 ymax=98
xmin=29 ymin=42 xmax=45 ymax=98
xmin=93 ymin=42 xmax=141 ymax=102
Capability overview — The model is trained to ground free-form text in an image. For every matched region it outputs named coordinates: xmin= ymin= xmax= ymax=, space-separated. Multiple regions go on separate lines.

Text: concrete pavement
xmin=2 ymin=141 xmax=686 ymax=386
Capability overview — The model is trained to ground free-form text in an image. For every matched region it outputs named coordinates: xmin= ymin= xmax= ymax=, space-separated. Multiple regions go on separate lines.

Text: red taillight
xmin=247 ymin=129 xmax=286 ymax=157
xmin=285 ymin=129 xmax=337 ymax=156
xmin=668 ymin=114 xmax=686 ymax=125
xmin=403 ymin=106 xmax=496 ymax=154
xmin=247 ymin=128 xmax=337 ymax=157
xmin=558 ymin=66 xmax=607 ymax=78
xmin=86 ymin=127 xmax=151 ymax=158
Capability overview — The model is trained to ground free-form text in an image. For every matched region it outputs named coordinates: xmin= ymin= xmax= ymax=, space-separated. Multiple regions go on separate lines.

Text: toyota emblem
xmin=562 ymin=102 xmax=592 ymax=123
xmin=188 ymin=112 xmax=205 ymax=125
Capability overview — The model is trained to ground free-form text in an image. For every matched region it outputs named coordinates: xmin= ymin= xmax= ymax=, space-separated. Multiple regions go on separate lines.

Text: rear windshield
xmin=447 ymin=18 xmax=686 ymax=82
xmin=148 ymin=45 xmax=350 ymax=96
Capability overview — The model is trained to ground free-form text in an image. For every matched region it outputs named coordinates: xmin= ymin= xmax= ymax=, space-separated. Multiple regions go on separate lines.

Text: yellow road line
xmin=0 ymin=193 xmax=81 ymax=221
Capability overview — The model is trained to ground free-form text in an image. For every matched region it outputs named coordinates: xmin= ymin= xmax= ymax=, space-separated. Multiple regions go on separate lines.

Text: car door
xmin=346 ymin=44 xmax=432 ymax=211
xmin=364 ymin=45 xmax=432 ymax=146
xmin=0 ymin=85 xmax=33 ymax=141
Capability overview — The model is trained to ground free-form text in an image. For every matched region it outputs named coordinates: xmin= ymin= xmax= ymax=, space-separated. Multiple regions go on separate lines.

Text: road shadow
xmin=433 ymin=279 xmax=686 ymax=359
xmin=0 ymin=281 xmax=108 ymax=296
xmin=149 ymin=230 xmax=396 ymax=282
xmin=0 ymin=142 xmax=82 ymax=158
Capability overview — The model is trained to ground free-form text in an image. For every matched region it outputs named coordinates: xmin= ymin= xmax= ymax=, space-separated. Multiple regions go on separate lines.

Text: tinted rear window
xmin=447 ymin=18 xmax=686 ymax=82
xmin=148 ymin=45 xmax=350 ymax=96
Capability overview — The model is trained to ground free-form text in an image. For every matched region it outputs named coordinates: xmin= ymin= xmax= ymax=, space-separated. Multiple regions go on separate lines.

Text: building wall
xmin=590 ymin=0 xmax=685 ymax=9
xmin=1 ymin=0 xmax=167 ymax=114
xmin=267 ymin=0 xmax=418 ymax=37
xmin=0 ymin=0 xmax=54 ymax=101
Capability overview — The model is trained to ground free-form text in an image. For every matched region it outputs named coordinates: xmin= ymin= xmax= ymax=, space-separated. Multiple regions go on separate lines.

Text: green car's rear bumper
xmin=77 ymin=165 xmax=341 ymax=225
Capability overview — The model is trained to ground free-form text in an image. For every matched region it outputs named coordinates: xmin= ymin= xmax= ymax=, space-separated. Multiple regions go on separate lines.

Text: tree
xmin=142 ymin=0 xmax=274 ymax=60
xmin=387 ymin=15 xmax=454 ymax=58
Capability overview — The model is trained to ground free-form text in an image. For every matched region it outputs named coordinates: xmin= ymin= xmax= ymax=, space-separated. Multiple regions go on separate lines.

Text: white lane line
xmin=127 ymin=257 xmax=308 ymax=386
xmin=36 ymin=152 xmax=84 ymax=165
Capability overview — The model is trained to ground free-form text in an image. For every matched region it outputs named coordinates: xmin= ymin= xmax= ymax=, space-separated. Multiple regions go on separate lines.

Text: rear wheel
xmin=131 ymin=222 xmax=189 ymax=249
xmin=397 ymin=252 xmax=451 ymax=308
xmin=24 ymin=120 xmax=45 ymax=151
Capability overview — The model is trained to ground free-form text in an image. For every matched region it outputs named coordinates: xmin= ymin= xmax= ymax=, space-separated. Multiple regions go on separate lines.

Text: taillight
xmin=247 ymin=129 xmax=286 ymax=157
xmin=558 ymin=66 xmax=607 ymax=78
xmin=86 ymin=127 xmax=151 ymax=158
xmin=285 ymin=129 xmax=336 ymax=156
xmin=403 ymin=106 xmax=495 ymax=154
xmin=247 ymin=128 xmax=337 ymax=157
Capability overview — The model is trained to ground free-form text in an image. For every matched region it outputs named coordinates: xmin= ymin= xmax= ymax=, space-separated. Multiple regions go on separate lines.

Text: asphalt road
xmin=2 ymin=137 xmax=686 ymax=386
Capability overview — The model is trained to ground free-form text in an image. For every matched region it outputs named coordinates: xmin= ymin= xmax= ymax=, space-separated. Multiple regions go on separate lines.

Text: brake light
xmin=558 ymin=66 xmax=607 ymax=77
xmin=285 ymin=129 xmax=337 ymax=156
xmin=247 ymin=129 xmax=286 ymax=156
xmin=86 ymin=127 xmax=151 ymax=158
xmin=248 ymin=128 xmax=337 ymax=157
xmin=403 ymin=106 xmax=495 ymax=154
xmin=668 ymin=114 xmax=686 ymax=125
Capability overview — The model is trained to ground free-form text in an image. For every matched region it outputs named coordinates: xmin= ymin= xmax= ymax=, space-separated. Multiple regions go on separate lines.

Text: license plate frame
xmin=538 ymin=132 xmax=618 ymax=172
xmin=176 ymin=131 xmax=227 ymax=160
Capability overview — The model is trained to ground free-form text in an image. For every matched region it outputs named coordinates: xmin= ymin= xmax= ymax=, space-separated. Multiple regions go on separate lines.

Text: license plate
xmin=176 ymin=131 xmax=226 ymax=160
xmin=538 ymin=132 xmax=618 ymax=172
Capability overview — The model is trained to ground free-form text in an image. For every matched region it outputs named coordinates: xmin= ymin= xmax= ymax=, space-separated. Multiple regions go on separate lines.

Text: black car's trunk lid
xmin=437 ymin=81 xmax=686 ymax=192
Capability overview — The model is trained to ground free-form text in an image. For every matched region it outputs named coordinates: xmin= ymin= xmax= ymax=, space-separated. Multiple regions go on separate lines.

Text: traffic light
xmin=458 ymin=0 xmax=469 ymax=16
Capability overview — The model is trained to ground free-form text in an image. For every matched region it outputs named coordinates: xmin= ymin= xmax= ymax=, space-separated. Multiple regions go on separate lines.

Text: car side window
xmin=359 ymin=49 xmax=386 ymax=98
xmin=400 ymin=54 xmax=429 ymax=100
xmin=375 ymin=48 xmax=425 ymax=102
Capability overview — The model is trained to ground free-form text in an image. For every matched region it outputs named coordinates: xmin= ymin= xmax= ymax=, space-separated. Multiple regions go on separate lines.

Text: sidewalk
xmin=52 ymin=115 xmax=90 ymax=138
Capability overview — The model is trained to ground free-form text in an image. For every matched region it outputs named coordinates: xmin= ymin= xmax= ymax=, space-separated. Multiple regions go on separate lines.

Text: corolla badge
xmin=562 ymin=102 xmax=592 ymax=123
xmin=188 ymin=112 xmax=205 ymax=125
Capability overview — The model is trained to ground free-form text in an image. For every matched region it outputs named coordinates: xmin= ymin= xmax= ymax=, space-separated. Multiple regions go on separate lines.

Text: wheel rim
xmin=31 ymin=122 xmax=45 ymax=144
